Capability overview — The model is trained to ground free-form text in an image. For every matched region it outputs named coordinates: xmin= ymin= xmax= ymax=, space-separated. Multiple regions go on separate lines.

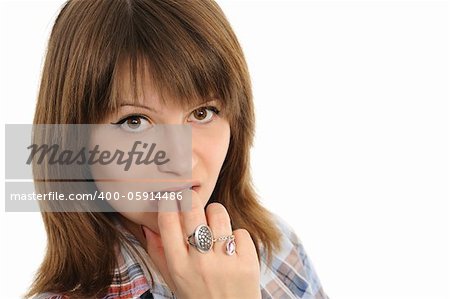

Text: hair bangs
xmin=102 ymin=0 xmax=239 ymax=122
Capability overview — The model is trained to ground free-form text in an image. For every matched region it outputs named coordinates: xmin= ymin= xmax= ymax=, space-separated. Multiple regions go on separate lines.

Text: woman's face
xmin=89 ymin=67 xmax=230 ymax=234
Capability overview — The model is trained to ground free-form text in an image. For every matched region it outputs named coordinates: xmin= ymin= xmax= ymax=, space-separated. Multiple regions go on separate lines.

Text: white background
xmin=1 ymin=1 xmax=449 ymax=298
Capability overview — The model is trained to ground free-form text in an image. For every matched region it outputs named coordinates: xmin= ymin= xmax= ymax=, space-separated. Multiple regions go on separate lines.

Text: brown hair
xmin=27 ymin=0 xmax=282 ymax=297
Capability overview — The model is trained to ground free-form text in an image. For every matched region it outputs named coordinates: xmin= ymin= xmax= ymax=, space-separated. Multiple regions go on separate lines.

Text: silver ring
xmin=186 ymin=224 xmax=214 ymax=253
xmin=213 ymin=235 xmax=236 ymax=256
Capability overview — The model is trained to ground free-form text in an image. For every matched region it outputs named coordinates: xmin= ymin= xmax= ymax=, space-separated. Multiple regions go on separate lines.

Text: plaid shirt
xmin=36 ymin=213 xmax=329 ymax=299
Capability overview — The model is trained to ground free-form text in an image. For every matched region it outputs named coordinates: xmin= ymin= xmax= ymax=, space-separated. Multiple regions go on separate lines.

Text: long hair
xmin=27 ymin=0 xmax=282 ymax=297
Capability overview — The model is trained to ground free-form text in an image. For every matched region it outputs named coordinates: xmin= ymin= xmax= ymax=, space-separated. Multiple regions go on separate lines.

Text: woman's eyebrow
xmin=118 ymin=99 xmax=218 ymax=112
xmin=198 ymin=99 xmax=220 ymax=107
xmin=119 ymin=103 xmax=158 ymax=112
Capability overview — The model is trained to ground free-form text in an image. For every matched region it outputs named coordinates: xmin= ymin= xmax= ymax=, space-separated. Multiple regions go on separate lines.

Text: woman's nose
xmin=156 ymin=124 xmax=193 ymax=177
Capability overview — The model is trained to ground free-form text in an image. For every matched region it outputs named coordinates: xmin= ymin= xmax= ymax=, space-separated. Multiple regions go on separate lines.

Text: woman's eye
xmin=112 ymin=115 xmax=152 ymax=132
xmin=188 ymin=106 xmax=220 ymax=124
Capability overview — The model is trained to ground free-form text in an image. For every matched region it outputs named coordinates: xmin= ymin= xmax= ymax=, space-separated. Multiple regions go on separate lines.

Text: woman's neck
xmin=116 ymin=213 xmax=148 ymax=250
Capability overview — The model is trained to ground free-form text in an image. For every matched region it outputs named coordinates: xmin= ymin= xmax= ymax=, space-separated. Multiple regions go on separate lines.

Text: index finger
xmin=179 ymin=188 xmax=209 ymax=256
xmin=156 ymin=190 xmax=189 ymax=261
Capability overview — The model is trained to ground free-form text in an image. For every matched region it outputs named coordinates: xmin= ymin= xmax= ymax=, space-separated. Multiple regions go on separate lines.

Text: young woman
xmin=27 ymin=0 xmax=329 ymax=298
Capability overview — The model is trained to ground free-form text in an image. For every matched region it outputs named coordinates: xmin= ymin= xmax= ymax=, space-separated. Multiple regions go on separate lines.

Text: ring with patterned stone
xmin=186 ymin=224 xmax=214 ymax=253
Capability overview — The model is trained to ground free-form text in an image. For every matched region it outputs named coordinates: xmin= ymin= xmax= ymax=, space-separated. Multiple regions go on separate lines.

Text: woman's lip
xmin=150 ymin=185 xmax=200 ymax=193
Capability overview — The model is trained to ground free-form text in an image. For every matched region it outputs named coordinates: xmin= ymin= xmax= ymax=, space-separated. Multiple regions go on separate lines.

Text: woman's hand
xmin=141 ymin=191 xmax=261 ymax=299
